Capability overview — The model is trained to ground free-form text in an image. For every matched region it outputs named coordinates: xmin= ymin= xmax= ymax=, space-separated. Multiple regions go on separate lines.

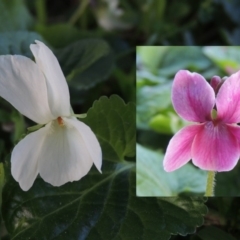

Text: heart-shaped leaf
xmin=0 ymin=0 xmax=33 ymax=32
xmin=2 ymin=96 xmax=206 ymax=240
xmin=0 ymin=31 xmax=43 ymax=57
xmin=137 ymin=144 xmax=207 ymax=196
xmin=197 ymin=226 xmax=237 ymax=240
xmin=55 ymin=39 xmax=114 ymax=90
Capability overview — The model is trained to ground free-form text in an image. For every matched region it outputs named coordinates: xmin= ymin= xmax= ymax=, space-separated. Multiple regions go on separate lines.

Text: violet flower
xmin=163 ymin=70 xmax=240 ymax=172
xmin=0 ymin=41 xmax=102 ymax=191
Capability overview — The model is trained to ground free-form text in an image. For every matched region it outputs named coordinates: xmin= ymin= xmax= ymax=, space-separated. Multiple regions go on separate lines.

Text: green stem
xmin=68 ymin=0 xmax=89 ymax=25
xmin=204 ymin=171 xmax=216 ymax=197
xmin=36 ymin=0 xmax=47 ymax=25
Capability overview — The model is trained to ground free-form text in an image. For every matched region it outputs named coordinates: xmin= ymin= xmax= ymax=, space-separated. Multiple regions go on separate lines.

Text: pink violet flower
xmin=163 ymin=70 xmax=240 ymax=172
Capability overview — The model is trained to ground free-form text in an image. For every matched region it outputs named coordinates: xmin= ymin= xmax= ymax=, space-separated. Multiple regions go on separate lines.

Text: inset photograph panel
xmin=137 ymin=46 xmax=240 ymax=197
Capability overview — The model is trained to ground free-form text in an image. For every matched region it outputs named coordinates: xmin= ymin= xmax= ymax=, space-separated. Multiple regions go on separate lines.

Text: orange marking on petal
xmin=57 ymin=117 xmax=64 ymax=126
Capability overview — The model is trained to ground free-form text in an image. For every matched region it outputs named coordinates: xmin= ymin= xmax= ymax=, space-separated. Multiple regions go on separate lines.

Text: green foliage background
xmin=0 ymin=0 xmax=240 ymax=239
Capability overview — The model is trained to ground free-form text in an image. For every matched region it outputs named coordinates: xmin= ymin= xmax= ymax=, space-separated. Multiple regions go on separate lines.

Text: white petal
xmin=65 ymin=117 xmax=102 ymax=172
xmin=30 ymin=41 xmax=71 ymax=118
xmin=38 ymin=119 xmax=97 ymax=186
xmin=11 ymin=123 xmax=50 ymax=191
xmin=0 ymin=55 xmax=53 ymax=124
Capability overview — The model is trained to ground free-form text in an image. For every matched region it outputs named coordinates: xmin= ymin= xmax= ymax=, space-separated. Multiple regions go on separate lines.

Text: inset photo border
xmin=137 ymin=46 xmax=240 ymax=197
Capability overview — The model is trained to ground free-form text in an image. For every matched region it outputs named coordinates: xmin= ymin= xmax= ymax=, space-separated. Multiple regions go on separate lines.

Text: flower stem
xmin=68 ymin=0 xmax=89 ymax=25
xmin=204 ymin=171 xmax=216 ymax=197
xmin=36 ymin=0 xmax=47 ymax=25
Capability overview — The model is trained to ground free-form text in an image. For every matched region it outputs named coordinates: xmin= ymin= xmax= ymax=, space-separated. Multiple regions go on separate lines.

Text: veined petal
xmin=38 ymin=118 xmax=99 ymax=186
xmin=0 ymin=55 xmax=53 ymax=124
xmin=163 ymin=124 xmax=202 ymax=172
xmin=192 ymin=122 xmax=239 ymax=171
xmin=30 ymin=40 xmax=71 ymax=118
xmin=65 ymin=117 xmax=102 ymax=172
xmin=11 ymin=123 xmax=50 ymax=191
xmin=227 ymin=124 xmax=240 ymax=142
xmin=172 ymin=70 xmax=215 ymax=122
xmin=216 ymin=71 xmax=240 ymax=123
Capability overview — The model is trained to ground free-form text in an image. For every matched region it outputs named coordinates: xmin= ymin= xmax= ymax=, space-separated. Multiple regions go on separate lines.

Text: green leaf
xmin=81 ymin=95 xmax=135 ymax=161
xmin=0 ymin=31 xmax=43 ymax=57
xmin=137 ymin=46 xmax=169 ymax=74
xmin=113 ymin=68 xmax=135 ymax=103
xmin=149 ymin=114 xmax=173 ymax=134
xmin=0 ymin=163 xmax=4 ymax=209
xmin=10 ymin=111 xmax=25 ymax=144
xmin=203 ymin=46 xmax=240 ymax=73
xmin=137 ymin=144 xmax=207 ymax=196
xmin=0 ymin=0 xmax=33 ymax=32
xmin=3 ymin=182 xmax=207 ymax=239
xmin=159 ymin=47 xmax=213 ymax=77
xmin=137 ymin=83 xmax=172 ymax=129
xmin=2 ymin=95 xmax=206 ymax=240
xmin=55 ymin=39 xmax=114 ymax=90
xmin=137 ymin=68 xmax=167 ymax=86
xmin=196 ymin=226 xmax=236 ymax=240
xmin=215 ymin=0 xmax=240 ymax=24
xmin=124 ymin=196 xmax=207 ymax=240
xmin=215 ymin=161 xmax=240 ymax=196
xmin=149 ymin=112 xmax=187 ymax=134
xmin=35 ymin=23 xmax=82 ymax=48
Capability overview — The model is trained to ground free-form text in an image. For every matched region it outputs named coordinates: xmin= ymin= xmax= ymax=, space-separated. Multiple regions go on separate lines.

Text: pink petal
xmin=192 ymin=122 xmax=239 ymax=171
xmin=163 ymin=124 xmax=203 ymax=172
xmin=172 ymin=70 xmax=215 ymax=122
xmin=216 ymin=71 xmax=240 ymax=123
xmin=226 ymin=124 xmax=240 ymax=143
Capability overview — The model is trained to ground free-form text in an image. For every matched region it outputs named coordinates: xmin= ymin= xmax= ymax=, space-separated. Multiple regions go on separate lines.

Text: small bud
xmin=210 ymin=76 xmax=227 ymax=94
xmin=210 ymin=76 xmax=221 ymax=91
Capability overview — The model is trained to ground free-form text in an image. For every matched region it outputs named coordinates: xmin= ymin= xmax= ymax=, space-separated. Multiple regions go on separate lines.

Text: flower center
xmin=211 ymin=109 xmax=217 ymax=120
xmin=211 ymin=109 xmax=219 ymax=126
xmin=57 ymin=116 xmax=64 ymax=127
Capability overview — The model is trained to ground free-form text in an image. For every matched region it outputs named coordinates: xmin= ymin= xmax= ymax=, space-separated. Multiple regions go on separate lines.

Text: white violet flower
xmin=0 ymin=40 xmax=102 ymax=191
